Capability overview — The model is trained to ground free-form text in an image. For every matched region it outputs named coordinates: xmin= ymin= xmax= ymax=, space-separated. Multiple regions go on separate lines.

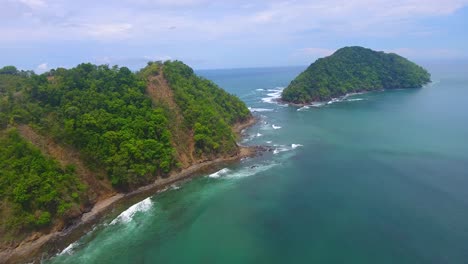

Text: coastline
xmin=278 ymin=91 xmax=370 ymax=107
xmin=0 ymin=116 xmax=260 ymax=264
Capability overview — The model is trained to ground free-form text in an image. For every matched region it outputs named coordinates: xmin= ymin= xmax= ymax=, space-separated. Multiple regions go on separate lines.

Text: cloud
xmin=1 ymin=0 xmax=467 ymax=68
xmin=36 ymin=63 xmax=48 ymax=73
xmin=297 ymin=48 xmax=336 ymax=57
xmin=130 ymin=0 xmax=209 ymax=7
xmin=385 ymin=48 xmax=464 ymax=59
xmin=17 ymin=0 xmax=46 ymax=9
xmin=84 ymin=23 xmax=133 ymax=39
xmin=4 ymin=0 xmax=468 ymax=43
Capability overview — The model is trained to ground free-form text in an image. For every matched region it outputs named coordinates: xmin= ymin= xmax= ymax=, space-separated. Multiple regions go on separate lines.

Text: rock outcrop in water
xmin=281 ymin=46 xmax=431 ymax=104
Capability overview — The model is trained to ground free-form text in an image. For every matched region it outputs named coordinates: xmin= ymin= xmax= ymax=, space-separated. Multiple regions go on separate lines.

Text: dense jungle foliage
xmin=0 ymin=61 xmax=250 ymax=237
xmin=282 ymin=46 xmax=431 ymax=103
xmin=162 ymin=61 xmax=251 ymax=155
xmin=0 ymin=129 xmax=84 ymax=234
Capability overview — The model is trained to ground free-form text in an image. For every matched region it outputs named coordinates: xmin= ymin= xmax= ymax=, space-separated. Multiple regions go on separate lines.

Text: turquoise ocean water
xmin=47 ymin=62 xmax=468 ymax=264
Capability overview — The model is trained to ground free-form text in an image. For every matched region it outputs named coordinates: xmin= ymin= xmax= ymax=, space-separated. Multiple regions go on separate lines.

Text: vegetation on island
xmin=0 ymin=129 xmax=84 ymax=234
xmin=281 ymin=46 xmax=431 ymax=103
xmin=163 ymin=61 xmax=251 ymax=155
xmin=0 ymin=61 xmax=251 ymax=242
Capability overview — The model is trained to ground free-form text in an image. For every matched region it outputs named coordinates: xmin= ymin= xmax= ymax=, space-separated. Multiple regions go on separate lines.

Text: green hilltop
xmin=282 ymin=46 xmax=431 ymax=104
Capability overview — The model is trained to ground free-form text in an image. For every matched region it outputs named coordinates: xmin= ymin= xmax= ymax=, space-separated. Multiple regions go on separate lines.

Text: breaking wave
xmin=109 ymin=197 xmax=153 ymax=225
xmin=273 ymin=147 xmax=289 ymax=154
xmin=272 ymin=143 xmax=303 ymax=154
xmin=58 ymin=241 xmax=80 ymax=256
xmin=346 ymin=98 xmax=364 ymax=102
xmin=248 ymin=107 xmax=274 ymax=112
xmin=291 ymin=144 xmax=303 ymax=149
xmin=209 ymin=168 xmax=231 ymax=178
xmin=208 ymin=163 xmax=278 ymax=179
xmin=261 ymin=87 xmax=284 ymax=104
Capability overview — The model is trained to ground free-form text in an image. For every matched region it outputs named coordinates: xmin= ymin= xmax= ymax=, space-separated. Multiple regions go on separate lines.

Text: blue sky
xmin=1 ymin=0 xmax=468 ymax=71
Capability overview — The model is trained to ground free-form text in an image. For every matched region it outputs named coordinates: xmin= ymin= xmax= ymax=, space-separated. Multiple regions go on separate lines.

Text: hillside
xmin=0 ymin=61 xmax=252 ymax=249
xmin=281 ymin=46 xmax=431 ymax=103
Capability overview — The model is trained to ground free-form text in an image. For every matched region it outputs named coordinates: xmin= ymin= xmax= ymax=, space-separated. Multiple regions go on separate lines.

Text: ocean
xmin=47 ymin=62 xmax=468 ymax=264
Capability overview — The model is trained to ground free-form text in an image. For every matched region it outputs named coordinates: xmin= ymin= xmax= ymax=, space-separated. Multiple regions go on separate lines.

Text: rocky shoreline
xmin=0 ymin=117 xmax=263 ymax=264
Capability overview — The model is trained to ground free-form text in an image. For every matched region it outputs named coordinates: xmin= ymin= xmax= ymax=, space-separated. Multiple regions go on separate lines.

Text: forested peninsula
xmin=0 ymin=61 xmax=253 ymax=261
xmin=281 ymin=46 xmax=431 ymax=104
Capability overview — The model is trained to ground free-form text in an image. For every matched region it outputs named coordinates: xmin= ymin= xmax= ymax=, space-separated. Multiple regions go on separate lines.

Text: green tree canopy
xmin=282 ymin=46 xmax=431 ymax=103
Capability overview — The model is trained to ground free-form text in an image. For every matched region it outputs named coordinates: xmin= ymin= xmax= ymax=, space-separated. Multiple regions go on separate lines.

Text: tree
xmin=0 ymin=66 xmax=18 ymax=75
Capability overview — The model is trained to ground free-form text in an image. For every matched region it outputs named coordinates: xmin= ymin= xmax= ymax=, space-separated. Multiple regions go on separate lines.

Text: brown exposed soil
xmin=146 ymin=71 xmax=195 ymax=167
xmin=16 ymin=125 xmax=115 ymax=202
xmin=233 ymin=116 xmax=257 ymax=137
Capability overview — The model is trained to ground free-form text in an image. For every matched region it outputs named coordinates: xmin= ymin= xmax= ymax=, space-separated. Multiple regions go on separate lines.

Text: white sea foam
xmin=271 ymin=143 xmax=303 ymax=154
xmin=256 ymin=88 xmax=265 ymax=91
xmin=346 ymin=98 xmax=364 ymax=102
xmin=157 ymin=187 xmax=169 ymax=194
xmin=232 ymin=163 xmax=277 ymax=178
xmin=273 ymin=147 xmax=289 ymax=154
xmin=297 ymin=106 xmax=310 ymax=111
xmin=170 ymin=184 xmax=181 ymax=190
xmin=248 ymin=107 xmax=274 ymax=112
xmin=266 ymin=141 xmax=272 ymax=144
xmin=272 ymin=125 xmax=282 ymax=130
xmin=310 ymin=102 xmax=326 ymax=107
xmin=291 ymin=144 xmax=303 ymax=149
xmin=242 ymin=138 xmax=251 ymax=143
xmin=327 ymin=98 xmax=341 ymax=105
xmin=208 ymin=168 xmax=231 ymax=178
xmin=227 ymin=163 xmax=278 ymax=178
xmin=208 ymin=163 xmax=278 ymax=179
xmin=242 ymin=132 xmax=263 ymax=143
xmin=109 ymin=197 xmax=153 ymax=225
xmin=261 ymin=87 xmax=284 ymax=104
xmin=58 ymin=241 xmax=79 ymax=256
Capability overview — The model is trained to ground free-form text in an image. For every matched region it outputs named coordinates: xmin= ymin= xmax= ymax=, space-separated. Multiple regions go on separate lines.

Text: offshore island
xmin=281 ymin=46 xmax=431 ymax=104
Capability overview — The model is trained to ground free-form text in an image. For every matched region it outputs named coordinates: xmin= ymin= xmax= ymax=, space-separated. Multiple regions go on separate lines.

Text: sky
xmin=1 ymin=0 xmax=468 ymax=71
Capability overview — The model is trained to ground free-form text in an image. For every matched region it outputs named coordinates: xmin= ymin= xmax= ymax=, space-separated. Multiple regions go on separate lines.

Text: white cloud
xmin=84 ymin=23 xmax=133 ymax=39
xmin=131 ymin=0 xmax=209 ymax=7
xmin=36 ymin=62 xmax=48 ymax=73
xmin=0 ymin=0 xmax=467 ymax=66
xmin=385 ymin=48 xmax=463 ymax=59
xmin=0 ymin=0 xmax=468 ymax=41
xmin=2 ymin=0 xmax=467 ymax=43
xmin=17 ymin=0 xmax=46 ymax=9
xmin=298 ymin=48 xmax=335 ymax=57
